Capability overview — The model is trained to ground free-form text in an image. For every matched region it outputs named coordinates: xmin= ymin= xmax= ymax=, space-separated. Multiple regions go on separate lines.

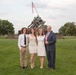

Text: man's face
xmin=23 ymin=29 xmax=27 ymax=34
xmin=47 ymin=26 xmax=51 ymax=32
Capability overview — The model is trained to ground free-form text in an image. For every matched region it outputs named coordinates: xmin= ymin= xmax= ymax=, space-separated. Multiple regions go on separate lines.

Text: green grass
xmin=0 ymin=36 xmax=6 ymax=39
xmin=0 ymin=38 xmax=76 ymax=75
xmin=63 ymin=36 xmax=76 ymax=39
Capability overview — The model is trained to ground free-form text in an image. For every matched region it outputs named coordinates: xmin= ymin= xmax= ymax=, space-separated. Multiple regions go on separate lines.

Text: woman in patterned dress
xmin=28 ymin=28 xmax=37 ymax=69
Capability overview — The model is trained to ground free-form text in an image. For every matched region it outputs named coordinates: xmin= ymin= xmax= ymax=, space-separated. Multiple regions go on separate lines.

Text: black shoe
xmin=51 ymin=68 xmax=55 ymax=70
xmin=23 ymin=67 xmax=27 ymax=69
xmin=50 ymin=67 xmax=55 ymax=70
xmin=48 ymin=66 xmax=55 ymax=70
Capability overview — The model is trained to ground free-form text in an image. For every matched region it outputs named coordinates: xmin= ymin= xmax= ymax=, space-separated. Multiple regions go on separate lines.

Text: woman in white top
xmin=28 ymin=28 xmax=37 ymax=69
xmin=37 ymin=28 xmax=46 ymax=69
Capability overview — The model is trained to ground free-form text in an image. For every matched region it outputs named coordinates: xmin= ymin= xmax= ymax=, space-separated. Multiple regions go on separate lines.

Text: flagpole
xmin=33 ymin=3 xmax=39 ymax=16
xmin=32 ymin=1 xmax=39 ymax=16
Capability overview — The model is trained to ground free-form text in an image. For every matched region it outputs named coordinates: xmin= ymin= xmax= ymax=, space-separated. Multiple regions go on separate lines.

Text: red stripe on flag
xmin=32 ymin=2 xmax=34 ymax=13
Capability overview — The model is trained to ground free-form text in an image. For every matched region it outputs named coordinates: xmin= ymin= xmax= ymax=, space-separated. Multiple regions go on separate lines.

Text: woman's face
xmin=39 ymin=29 xmax=43 ymax=35
xmin=31 ymin=29 xmax=35 ymax=34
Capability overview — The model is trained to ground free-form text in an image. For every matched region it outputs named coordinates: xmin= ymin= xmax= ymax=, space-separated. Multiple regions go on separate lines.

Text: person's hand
xmin=45 ymin=41 xmax=49 ymax=45
xmin=20 ymin=48 xmax=24 ymax=53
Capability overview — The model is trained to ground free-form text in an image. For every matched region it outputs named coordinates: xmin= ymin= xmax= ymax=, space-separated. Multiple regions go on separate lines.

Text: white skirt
xmin=37 ymin=45 xmax=46 ymax=56
xmin=29 ymin=44 xmax=37 ymax=54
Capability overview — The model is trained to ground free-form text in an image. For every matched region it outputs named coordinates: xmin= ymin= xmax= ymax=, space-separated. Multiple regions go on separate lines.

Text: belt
xmin=21 ymin=46 xmax=27 ymax=48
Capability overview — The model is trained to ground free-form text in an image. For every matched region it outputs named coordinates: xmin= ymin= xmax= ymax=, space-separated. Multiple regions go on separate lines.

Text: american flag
xmin=32 ymin=2 xmax=34 ymax=13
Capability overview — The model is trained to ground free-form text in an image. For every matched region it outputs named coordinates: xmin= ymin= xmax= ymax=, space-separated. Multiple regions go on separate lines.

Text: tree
xmin=0 ymin=19 xmax=14 ymax=35
xmin=59 ymin=22 xmax=76 ymax=36
xmin=65 ymin=24 xmax=76 ymax=36
xmin=40 ymin=25 xmax=47 ymax=29
xmin=59 ymin=26 xmax=65 ymax=35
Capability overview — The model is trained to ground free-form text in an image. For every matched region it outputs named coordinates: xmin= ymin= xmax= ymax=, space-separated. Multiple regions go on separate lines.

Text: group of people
xmin=18 ymin=26 xmax=56 ymax=70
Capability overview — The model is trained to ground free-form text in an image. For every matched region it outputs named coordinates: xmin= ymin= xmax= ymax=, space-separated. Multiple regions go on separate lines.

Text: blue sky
xmin=0 ymin=0 xmax=76 ymax=33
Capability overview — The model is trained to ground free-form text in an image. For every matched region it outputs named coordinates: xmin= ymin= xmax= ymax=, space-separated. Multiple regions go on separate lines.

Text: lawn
xmin=0 ymin=38 xmax=76 ymax=75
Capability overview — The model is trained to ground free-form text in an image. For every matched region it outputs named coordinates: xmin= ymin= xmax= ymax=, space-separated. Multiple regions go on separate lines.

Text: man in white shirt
xmin=18 ymin=27 xmax=28 ymax=69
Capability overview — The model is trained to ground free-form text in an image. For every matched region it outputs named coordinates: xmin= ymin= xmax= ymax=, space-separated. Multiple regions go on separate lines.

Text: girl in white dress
xmin=28 ymin=28 xmax=37 ymax=69
xmin=37 ymin=28 xmax=46 ymax=69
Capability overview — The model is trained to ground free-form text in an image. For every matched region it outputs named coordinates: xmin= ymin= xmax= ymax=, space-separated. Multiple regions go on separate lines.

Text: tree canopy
xmin=59 ymin=22 xmax=76 ymax=36
xmin=0 ymin=19 xmax=14 ymax=35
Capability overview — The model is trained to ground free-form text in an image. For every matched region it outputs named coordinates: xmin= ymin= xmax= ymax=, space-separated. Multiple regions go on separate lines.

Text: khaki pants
xmin=20 ymin=47 xmax=28 ymax=67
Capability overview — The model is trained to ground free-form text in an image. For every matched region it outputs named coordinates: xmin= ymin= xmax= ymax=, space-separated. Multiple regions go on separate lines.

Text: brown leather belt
xmin=21 ymin=46 xmax=26 ymax=48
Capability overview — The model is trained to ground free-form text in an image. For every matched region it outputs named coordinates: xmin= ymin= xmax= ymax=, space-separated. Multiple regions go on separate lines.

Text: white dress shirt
xmin=18 ymin=34 xmax=29 ymax=50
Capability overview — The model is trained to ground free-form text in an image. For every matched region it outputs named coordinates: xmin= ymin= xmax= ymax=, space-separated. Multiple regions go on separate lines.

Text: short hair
xmin=47 ymin=26 xmax=52 ymax=29
xmin=21 ymin=27 xmax=27 ymax=34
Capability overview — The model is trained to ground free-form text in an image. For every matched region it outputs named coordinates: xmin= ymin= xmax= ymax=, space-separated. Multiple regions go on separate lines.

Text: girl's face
xmin=31 ymin=29 xmax=35 ymax=34
xmin=39 ymin=29 xmax=43 ymax=35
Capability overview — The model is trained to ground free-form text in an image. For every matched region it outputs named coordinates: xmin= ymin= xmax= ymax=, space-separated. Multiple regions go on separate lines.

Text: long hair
xmin=21 ymin=27 xmax=27 ymax=34
xmin=29 ymin=28 xmax=37 ymax=44
xmin=38 ymin=28 xmax=44 ymax=36
xmin=30 ymin=28 xmax=36 ymax=37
